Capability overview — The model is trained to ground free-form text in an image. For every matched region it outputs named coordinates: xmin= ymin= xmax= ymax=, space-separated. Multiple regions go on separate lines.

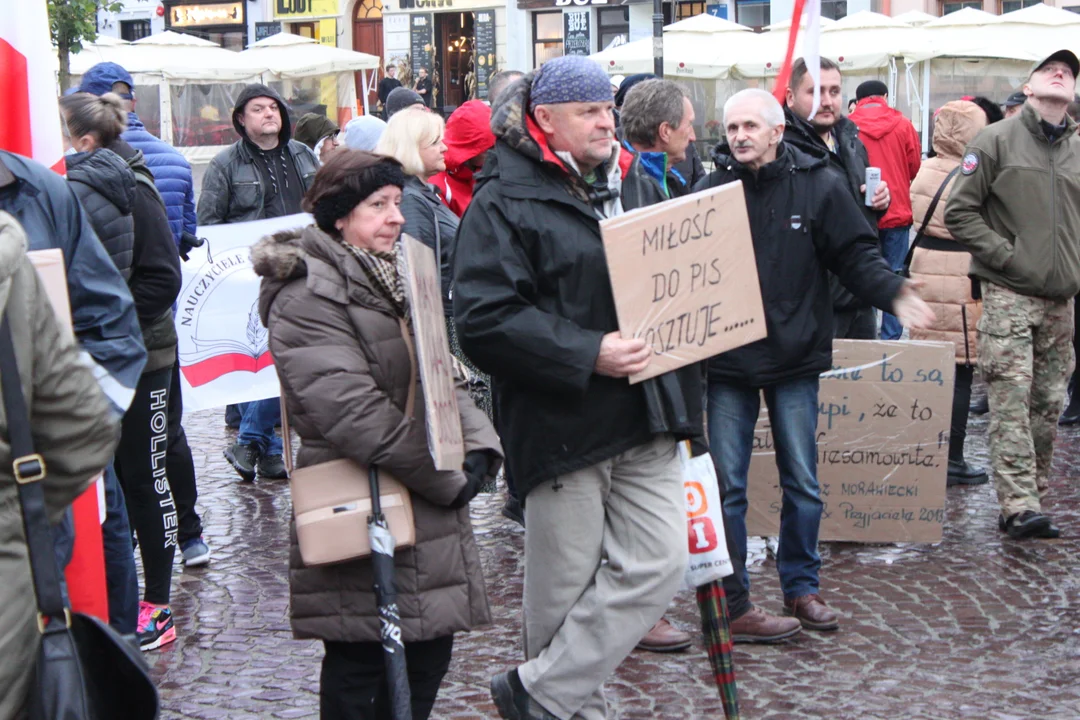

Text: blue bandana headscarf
xmin=529 ymin=56 xmax=614 ymax=113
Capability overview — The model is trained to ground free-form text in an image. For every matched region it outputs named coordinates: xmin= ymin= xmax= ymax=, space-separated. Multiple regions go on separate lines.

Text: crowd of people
xmin=0 ymin=43 xmax=1078 ymax=720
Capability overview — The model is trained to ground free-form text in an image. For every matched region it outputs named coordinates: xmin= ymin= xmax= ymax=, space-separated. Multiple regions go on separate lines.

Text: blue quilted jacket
xmin=122 ymin=112 xmax=196 ymax=246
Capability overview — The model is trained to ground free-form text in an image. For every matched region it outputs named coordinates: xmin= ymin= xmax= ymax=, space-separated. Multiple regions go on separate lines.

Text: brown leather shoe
xmin=784 ymin=593 xmax=839 ymax=631
xmin=729 ymin=607 xmax=802 ymax=644
xmin=635 ymin=617 xmax=692 ymax=653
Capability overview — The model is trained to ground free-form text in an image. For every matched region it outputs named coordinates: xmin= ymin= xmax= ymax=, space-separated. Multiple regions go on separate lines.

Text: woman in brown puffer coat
xmin=251 ymin=150 xmax=502 ymax=720
xmin=908 ymin=99 xmax=989 ymax=488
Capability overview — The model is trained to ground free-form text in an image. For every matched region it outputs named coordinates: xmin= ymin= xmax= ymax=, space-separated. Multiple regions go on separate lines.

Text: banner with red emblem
xmin=177 ymin=215 xmax=310 ymax=410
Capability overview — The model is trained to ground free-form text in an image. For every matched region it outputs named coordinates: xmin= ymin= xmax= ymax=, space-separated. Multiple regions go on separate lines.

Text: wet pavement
xmin=155 ymin=399 xmax=1080 ymax=720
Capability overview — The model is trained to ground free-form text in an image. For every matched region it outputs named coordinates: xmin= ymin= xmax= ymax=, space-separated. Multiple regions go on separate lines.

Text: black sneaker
xmin=258 ymin=454 xmax=289 ymax=480
xmin=224 ymin=443 xmax=258 ymax=482
xmin=501 ymin=495 xmax=525 ymax=527
xmin=490 ymin=670 xmax=559 ymax=720
xmin=1000 ymin=511 xmax=1060 ymax=540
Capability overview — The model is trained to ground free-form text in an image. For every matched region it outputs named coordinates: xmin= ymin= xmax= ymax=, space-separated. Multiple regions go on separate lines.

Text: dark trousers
xmin=320 ymin=636 xmax=454 ymax=720
xmin=168 ymin=357 xmax=203 ymax=545
xmin=950 ymin=364 xmax=975 ymax=464
xmin=115 ymin=367 xmax=177 ymax=605
xmin=1068 ymin=295 xmax=1080 ymax=407
xmin=834 ymin=306 xmax=877 ymax=340
xmin=102 ymin=462 xmax=139 ymax=633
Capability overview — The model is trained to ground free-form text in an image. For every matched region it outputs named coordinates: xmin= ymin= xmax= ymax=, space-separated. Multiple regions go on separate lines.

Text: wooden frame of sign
xmin=600 ymin=181 xmax=767 ymax=383
xmin=400 ymin=234 xmax=465 ymax=471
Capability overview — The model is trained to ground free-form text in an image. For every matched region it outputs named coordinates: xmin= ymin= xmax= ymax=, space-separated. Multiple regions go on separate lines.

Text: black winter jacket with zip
xmin=695 ymin=142 xmax=903 ymax=387
xmin=66 ymin=148 xmax=136 ymax=281
xmin=782 ymin=107 xmax=884 ymax=313
xmin=452 ymin=71 xmax=705 ymax=499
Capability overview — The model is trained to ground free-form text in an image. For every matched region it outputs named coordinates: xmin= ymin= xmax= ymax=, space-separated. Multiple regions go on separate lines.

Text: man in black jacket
xmin=696 ymin=89 xmax=933 ymax=635
xmin=199 ymin=84 xmax=318 ymax=483
xmin=785 ymin=57 xmax=892 ymax=340
xmin=377 ymin=63 xmax=402 ymax=118
xmin=454 ymin=56 xmax=704 ymax=720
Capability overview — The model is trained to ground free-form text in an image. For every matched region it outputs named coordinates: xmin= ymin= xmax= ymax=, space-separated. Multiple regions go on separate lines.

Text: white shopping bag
xmin=681 ymin=441 xmax=733 ymax=588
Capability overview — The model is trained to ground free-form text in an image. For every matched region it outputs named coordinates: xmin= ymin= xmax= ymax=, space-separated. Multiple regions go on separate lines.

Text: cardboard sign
xmin=401 ymin=235 xmax=465 ymax=471
xmin=28 ymin=249 xmax=73 ymax=335
xmin=601 ymin=181 xmax=766 ymax=383
xmin=746 ymin=340 xmax=955 ymax=543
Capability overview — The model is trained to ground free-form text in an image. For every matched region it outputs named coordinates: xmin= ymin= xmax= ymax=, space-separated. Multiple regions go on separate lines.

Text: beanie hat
xmin=856 ymin=80 xmax=889 ymax=101
xmin=294 ymin=113 xmax=339 ymax=150
xmin=311 ymin=155 xmax=407 ymax=235
xmin=614 ymin=73 xmax=658 ymax=108
xmin=342 ymin=115 xmax=388 ymax=152
xmin=386 ymin=87 xmax=426 ymax=118
xmin=529 ymin=56 xmax=614 ymax=113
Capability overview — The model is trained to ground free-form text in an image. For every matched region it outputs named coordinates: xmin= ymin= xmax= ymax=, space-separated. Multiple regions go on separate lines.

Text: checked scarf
xmin=340 ymin=239 xmax=410 ymax=320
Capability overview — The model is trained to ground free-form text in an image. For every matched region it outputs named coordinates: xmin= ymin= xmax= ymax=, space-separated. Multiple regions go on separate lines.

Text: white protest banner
xmin=400 ymin=234 xmax=465 ymax=471
xmin=600 ymin=181 xmax=767 ymax=383
xmin=746 ymin=340 xmax=955 ymax=543
xmin=176 ymin=214 xmax=310 ymax=411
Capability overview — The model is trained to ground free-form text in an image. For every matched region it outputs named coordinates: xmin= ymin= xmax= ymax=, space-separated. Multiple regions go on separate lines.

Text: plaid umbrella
xmin=696 ymin=580 xmax=739 ymax=719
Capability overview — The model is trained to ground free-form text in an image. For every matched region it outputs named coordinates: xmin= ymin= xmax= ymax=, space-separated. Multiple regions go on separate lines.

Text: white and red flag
xmin=772 ymin=0 xmax=823 ymax=120
xmin=0 ymin=2 xmax=66 ymax=172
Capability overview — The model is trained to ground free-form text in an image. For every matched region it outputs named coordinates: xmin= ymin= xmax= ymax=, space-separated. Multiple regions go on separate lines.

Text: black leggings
xmin=320 ymin=636 xmax=453 ymax=720
xmin=167 ymin=356 xmax=202 ymax=545
xmin=115 ymin=367 xmax=177 ymax=605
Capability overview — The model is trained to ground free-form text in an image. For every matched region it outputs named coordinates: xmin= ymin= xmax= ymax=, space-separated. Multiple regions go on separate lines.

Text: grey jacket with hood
xmin=197 ymin=84 xmax=319 ymax=226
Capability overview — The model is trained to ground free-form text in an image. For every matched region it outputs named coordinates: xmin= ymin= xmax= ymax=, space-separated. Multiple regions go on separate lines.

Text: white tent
xmin=69 ymin=31 xmax=265 ymax=83
xmin=591 ymin=14 xmax=755 ymax=79
xmin=891 ymin=10 xmax=937 ymax=27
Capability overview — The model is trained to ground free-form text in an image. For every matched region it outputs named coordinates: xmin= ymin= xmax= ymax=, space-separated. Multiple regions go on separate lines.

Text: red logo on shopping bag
xmin=688 ymin=517 xmax=718 ymax=554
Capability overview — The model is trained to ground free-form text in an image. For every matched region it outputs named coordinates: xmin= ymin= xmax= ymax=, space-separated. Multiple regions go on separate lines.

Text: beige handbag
xmin=281 ymin=317 xmax=417 ymax=567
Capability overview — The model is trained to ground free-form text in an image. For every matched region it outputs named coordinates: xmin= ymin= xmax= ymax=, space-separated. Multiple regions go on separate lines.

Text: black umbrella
xmin=368 ymin=465 xmax=413 ymax=720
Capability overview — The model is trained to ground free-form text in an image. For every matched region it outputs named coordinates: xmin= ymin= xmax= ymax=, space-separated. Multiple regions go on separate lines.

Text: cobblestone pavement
xmin=155 ymin=400 xmax=1080 ymax=720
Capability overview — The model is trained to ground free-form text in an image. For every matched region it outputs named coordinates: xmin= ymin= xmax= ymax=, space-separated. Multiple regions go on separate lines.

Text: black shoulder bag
xmin=0 ymin=313 xmax=158 ymax=720
xmin=899 ymin=166 xmax=961 ymax=278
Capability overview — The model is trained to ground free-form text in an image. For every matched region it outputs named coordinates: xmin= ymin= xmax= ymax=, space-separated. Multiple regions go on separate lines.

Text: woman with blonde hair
xmin=377 ymin=108 xmax=493 ymax=418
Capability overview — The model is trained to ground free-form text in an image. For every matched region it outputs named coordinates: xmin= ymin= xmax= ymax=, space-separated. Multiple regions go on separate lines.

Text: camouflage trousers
xmin=977 ymin=282 xmax=1075 ymax=516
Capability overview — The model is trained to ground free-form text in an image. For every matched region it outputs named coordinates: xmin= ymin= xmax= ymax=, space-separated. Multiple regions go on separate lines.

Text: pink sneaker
xmin=137 ymin=600 xmax=176 ymax=651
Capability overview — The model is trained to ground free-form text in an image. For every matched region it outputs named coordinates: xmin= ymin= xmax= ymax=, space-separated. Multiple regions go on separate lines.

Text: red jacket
xmin=430 ymin=100 xmax=495 ymax=218
xmin=849 ymin=96 xmax=922 ymax=229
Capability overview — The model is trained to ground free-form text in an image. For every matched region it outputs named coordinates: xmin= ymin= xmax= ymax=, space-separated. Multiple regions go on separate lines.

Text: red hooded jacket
xmin=849 ymin=96 xmax=922 ymax=229
xmin=430 ymin=101 xmax=495 ymax=218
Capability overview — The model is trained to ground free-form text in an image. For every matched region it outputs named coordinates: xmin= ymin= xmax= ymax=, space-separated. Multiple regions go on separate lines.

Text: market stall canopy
xmin=763 ymin=16 xmax=836 ymax=32
xmin=891 ymin=10 xmax=937 ymax=27
xmin=662 ymin=13 xmax=751 ymax=33
xmin=67 ymin=30 xmax=265 ymax=83
xmin=903 ymin=6 xmax=1078 ymax=63
xmin=591 ymin=13 xmax=756 ymax=78
xmin=239 ymin=32 xmax=379 ymax=78
xmin=734 ymin=12 xmax=927 ymax=78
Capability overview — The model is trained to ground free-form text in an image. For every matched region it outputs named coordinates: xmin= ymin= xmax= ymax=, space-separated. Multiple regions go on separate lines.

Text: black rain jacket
xmin=695 ymin=141 xmax=902 ymax=387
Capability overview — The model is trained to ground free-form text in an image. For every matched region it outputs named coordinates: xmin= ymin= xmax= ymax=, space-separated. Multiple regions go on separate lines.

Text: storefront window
xmin=677 ymin=2 xmax=707 ymax=20
xmin=1001 ymin=0 xmax=1040 ymax=12
xmin=736 ymin=0 xmax=769 ymax=29
xmin=821 ymin=0 xmax=846 ymax=20
xmin=533 ymin=11 xmax=563 ymax=67
xmin=598 ymin=7 xmax=629 ymax=51
xmin=941 ymin=0 xmax=980 ymax=14
xmin=121 ymin=19 xmax=152 ymax=41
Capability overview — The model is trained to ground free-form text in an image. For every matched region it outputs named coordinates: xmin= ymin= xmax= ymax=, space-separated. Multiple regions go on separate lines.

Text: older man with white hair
xmin=695 ymin=89 xmax=934 ymax=633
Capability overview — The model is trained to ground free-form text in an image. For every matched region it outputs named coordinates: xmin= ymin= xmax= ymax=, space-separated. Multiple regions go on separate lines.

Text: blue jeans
xmin=102 ymin=462 xmax=139 ymax=634
xmin=879 ymin=226 xmax=911 ymax=340
xmin=237 ymin=398 xmax=283 ymax=456
xmin=707 ymin=377 xmax=822 ymax=600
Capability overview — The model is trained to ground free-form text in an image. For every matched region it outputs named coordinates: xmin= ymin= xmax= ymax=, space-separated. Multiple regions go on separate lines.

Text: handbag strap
xmin=0 ymin=313 xmax=70 ymax=630
xmin=903 ymin=166 xmax=961 ymax=273
xmin=280 ymin=316 xmax=418 ymax=474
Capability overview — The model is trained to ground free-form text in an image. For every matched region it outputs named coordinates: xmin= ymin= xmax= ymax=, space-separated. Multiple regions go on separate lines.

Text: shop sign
xmin=563 ymin=10 xmax=590 ymax=55
xmin=398 ymin=0 xmax=454 ymax=8
xmin=255 ymin=21 xmax=282 ymax=42
xmin=475 ymin=10 xmax=496 ymax=99
xmin=170 ymin=2 xmax=243 ymax=26
xmin=274 ymin=0 xmax=339 ymax=19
